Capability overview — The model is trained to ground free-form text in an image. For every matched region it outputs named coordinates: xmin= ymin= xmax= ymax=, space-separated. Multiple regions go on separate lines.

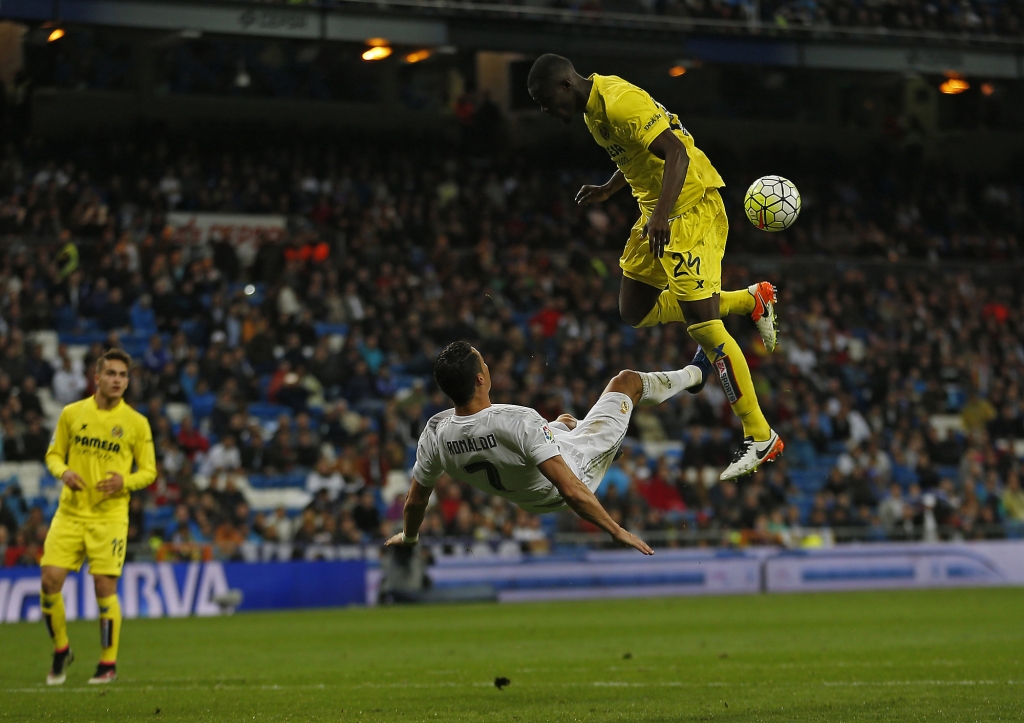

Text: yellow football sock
xmin=97 ymin=595 xmax=122 ymax=664
xmin=720 ymin=289 xmax=755 ymax=317
xmin=687 ymin=319 xmax=771 ymax=440
xmin=41 ymin=591 xmax=69 ymax=651
xmin=634 ymin=289 xmax=756 ymax=328
xmin=634 ymin=290 xmax=686 ymax=327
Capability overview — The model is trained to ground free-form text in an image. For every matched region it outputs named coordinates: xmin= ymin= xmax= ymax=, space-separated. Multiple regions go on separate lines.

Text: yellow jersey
xmin=45 ymin=397 xmax=157 ymax=520
xmin=584 ymin=74 xmax=724 ymax=219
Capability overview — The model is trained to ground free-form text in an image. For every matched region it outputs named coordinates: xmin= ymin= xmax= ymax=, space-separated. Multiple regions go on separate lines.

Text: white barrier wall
xmin=764 ymin=541 xmax=1024 ymax=593
xmin=421 ymin=541 xmax=1024 ymax=603
xmin=427 ymin=549 xmax=768 ymax=603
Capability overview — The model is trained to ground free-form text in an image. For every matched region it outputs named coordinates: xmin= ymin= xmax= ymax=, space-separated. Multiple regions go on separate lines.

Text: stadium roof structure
xmin=2 ymin=0 xmax=1023 ymax=79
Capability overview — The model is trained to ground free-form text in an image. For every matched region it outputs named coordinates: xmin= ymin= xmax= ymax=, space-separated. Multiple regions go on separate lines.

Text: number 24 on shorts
xmin=671 ymin=251 xmax=701 ymax=277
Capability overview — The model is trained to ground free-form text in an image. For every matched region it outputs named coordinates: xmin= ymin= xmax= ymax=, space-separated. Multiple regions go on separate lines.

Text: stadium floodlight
xmin=668 ymin=66 xmax=686 ymax=77
xmin=362 ymin=46 xmax=392 ymax=61
xmin=939 ymin=78 xmax=969 ymax=94
xmin=405 ymin=50 xmax=432 ymax=64
xmin=48 ymin=28 xmax=65 ymax=42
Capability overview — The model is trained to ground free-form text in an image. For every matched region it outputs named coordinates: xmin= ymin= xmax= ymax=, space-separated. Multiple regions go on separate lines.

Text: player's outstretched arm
xmin=576 ymin=170 xmax=627 ymax=206
xmin=538 ymin=456 xmax=653 ymax=556
xmin=385 ymin=478 xmax=433 ymax=547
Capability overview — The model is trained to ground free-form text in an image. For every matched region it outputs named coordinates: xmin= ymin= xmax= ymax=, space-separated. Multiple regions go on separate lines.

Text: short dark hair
xmin=97 ymin=348 xmax=132 ymax=373
xmin=434 ymin=342 xmax=482 ymax=406
xmin=527 ymin=54 xmax=574 ymax=91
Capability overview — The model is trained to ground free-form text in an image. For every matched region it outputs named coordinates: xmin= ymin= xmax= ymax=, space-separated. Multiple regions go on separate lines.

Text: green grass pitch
xmin=1 ymin=588 xmax=1021 ymax=722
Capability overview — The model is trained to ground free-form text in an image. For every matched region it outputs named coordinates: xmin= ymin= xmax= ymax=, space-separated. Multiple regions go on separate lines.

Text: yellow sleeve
xmin=45 ymin=407 xmax=71 ymax=480
xmin=607 ymin=89 xmax=672 ymax=150
xmin=125 ymin=416 xmax=157 ymax=491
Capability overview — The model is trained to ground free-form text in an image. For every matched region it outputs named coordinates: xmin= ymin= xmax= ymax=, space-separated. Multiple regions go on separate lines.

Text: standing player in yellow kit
xmin=528 ymin=54 xmax=783 ymax=480
xmin=41 ymin=349 xmax=157 ymax=685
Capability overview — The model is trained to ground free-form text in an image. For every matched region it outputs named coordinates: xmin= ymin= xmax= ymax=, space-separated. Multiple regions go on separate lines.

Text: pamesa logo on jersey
xmin=73 ymin=434 xmax=121 ymax=454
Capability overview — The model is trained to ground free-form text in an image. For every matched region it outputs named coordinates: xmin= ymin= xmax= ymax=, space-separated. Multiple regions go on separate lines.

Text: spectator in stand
xmin=20 ymin=416 xmax=50 ymax=461
xmin=1002 ymin=476 xmax=1024 ymax=522
xmin=176 ymin=416 xmax=210 ymax=462
xmin=305 ymin=457 xmax=346 ymax=501
xmin=52 ymin=357 xmax=86 ymax=406
xmin=200 ymin=434 xmax=241 ymax=477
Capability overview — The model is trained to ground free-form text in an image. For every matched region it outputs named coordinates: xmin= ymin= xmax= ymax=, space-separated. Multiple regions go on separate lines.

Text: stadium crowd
xmin=1 ymin=135 xmax=1021 ymax=260
xmin=0 ymin=134 xmax=1023 ymax=567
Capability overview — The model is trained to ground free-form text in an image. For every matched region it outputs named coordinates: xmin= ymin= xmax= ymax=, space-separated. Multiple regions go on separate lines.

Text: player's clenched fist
xmin=61 ymin=469 xmax=84 ymax=491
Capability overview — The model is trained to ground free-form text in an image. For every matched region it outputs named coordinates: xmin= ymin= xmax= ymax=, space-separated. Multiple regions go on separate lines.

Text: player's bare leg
xmin=623 ymin=277 xmax=781 ymax=352
xmin=682 ymin=294 xmax=783 ymax=479
xmin=89 ymin=574 xmax=121 ymax=684
xmin=619 ymin=277 xmax=665 ymax=327
xmin=41 ymin=566 xmax=74 ymax=685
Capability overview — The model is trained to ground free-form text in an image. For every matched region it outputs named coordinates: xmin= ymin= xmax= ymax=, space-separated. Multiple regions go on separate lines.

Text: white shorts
xmin=556 ymin=392 xmax=634 ymax=492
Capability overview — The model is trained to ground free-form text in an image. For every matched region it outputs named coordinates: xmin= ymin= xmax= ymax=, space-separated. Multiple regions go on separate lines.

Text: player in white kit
xmin=385 ymin=341 xmax=712 ymax=555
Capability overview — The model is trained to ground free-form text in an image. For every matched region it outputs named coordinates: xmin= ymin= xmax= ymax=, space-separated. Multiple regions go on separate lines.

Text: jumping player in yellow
xmin=528 ymin=54 xmax=783 ymax=480
xmin=41 ymin=349 xmax=157 ymax=685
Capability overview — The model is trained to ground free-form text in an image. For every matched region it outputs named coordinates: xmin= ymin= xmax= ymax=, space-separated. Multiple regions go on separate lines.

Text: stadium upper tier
xmin=151 ymin=0 xmax=1024 ymax=42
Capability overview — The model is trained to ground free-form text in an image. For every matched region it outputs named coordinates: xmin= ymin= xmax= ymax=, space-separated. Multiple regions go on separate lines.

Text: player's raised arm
xmin=537 ymin=455 xmax=653 ymax=555
xmin=385 ymin=478 xmax=433 ymax=547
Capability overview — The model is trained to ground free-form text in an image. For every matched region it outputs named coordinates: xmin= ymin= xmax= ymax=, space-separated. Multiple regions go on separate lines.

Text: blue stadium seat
xmin=892 ymin=465 xmax=919 ymax=487
xmin=248 ymin=403 xmax=292 ymax=421
xmin=191 ymin=394 xmax=216 ymax=420
xmin=59 ymin=332 xmax=109 ymax=347
xmin=314 ymin=322 xmax=349 ymax=338
xmin=790 ymin=470 xmax=824 ymax=493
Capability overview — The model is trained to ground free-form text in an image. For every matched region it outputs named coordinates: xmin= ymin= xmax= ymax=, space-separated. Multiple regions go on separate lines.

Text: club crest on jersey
xmin=620 ymin=401 xmax=629 ymax=414
xmin=542 ymin=425 xmax=554 ymax=443
xmin=111 ymin=426 xmax=123 ymax=439
xmin=599 ymin=126 xmax=610 ymax=140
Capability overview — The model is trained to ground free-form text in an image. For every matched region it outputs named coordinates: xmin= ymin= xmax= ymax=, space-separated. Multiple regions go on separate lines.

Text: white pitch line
xmin=823 ymin=680 xmax=1020 ymax=687
xmin=3 ymin=680 xmax=1019 ymax=694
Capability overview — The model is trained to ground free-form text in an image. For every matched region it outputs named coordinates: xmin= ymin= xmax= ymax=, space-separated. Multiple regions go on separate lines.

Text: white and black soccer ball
xmin=743 ymin=175 xmax=801 ymax=232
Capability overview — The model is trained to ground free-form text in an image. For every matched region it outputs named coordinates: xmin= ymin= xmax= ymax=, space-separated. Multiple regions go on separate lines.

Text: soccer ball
xmin=743 ymin=176 xmax=801 ymax=232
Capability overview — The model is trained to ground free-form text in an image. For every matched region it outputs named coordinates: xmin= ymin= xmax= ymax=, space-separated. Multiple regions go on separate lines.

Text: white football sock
xmin=637 ymin=367 xmax=701 ymax=406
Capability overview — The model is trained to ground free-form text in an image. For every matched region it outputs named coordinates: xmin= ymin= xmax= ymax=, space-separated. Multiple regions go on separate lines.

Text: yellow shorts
xmin=620 ymin=188 xmax=728 ymax=302
xmin=40 ymin=513 xmax=129 ymax=577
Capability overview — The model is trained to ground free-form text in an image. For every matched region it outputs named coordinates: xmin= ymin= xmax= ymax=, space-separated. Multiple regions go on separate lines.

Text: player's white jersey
xmin=412 ymin=404 xmax=568 ymax=513
xmin=411 ymin=394 xmax=635 ymax=514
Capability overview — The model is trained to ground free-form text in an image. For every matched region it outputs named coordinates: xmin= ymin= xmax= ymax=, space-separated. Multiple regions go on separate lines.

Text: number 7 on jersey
xmin=463 ymin=460 xmax=506 ymax=491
